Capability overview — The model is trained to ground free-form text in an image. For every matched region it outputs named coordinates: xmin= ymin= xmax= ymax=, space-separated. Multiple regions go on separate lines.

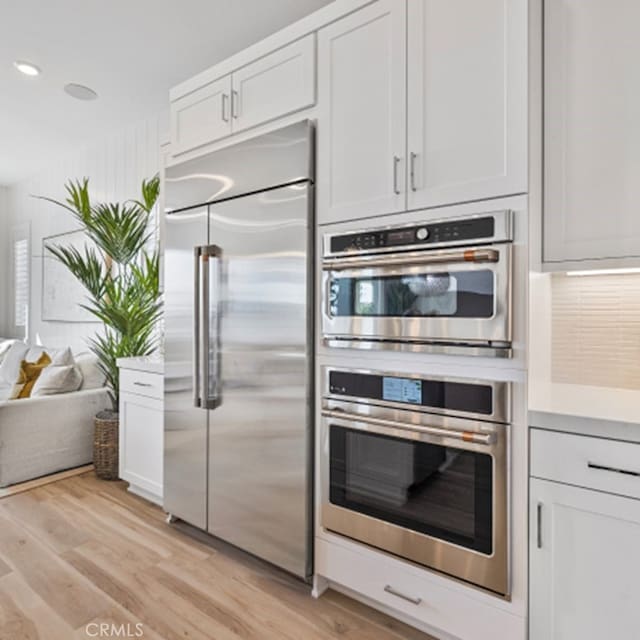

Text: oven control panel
xmin=328 ymin=370 xmax=493 ymax=417
xmin=329 ymin=216 xmax=496 ymax=254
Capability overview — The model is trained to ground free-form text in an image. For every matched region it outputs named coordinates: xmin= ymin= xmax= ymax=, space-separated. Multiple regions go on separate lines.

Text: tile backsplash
xmin=551 ymin=273 xmax=640 ymax=390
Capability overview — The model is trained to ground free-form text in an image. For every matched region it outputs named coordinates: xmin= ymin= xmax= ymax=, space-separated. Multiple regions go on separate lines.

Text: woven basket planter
xmin=94 ymin=411 xmax=119 ymax=480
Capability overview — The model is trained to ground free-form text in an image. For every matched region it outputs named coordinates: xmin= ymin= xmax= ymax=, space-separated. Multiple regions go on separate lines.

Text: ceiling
xmin=0 ymin=0 xmax=332 ymax=186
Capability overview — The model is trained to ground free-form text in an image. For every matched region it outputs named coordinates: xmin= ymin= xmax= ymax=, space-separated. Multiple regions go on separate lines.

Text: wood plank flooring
xmin=0 ymin=472 xmax=435 ymax=640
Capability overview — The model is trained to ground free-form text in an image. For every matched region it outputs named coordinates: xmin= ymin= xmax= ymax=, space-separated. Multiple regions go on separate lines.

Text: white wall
xmin=4 ymin=111 xmax=167 ymax=352
xmin=0 ymin=186 xmax=9 ymax=336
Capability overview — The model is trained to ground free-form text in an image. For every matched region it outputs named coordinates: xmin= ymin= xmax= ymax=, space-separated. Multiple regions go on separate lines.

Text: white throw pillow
xmin=0 ymin=339 xmax=16 ymax=365
xmin=51 ymin=346 xmax=74 ymax=366
xmin=26 ymin=345 xmax=60 ymax=362
xmin=75 ymin=352 xmax=106 ymax=389
xmin=31 ymin=364 xmax=83 ymax=397
xmin=0 ymin=341 xmax=28 ymax=384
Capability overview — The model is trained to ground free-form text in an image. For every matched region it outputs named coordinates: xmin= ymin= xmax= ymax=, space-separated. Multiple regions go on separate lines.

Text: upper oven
xmin=322 ymin=210 xmax=513 ymax=357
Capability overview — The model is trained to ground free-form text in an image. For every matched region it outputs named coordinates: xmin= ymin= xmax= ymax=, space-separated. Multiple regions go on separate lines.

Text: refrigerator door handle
xmin=201 ymin=244 xmax=222 ymax=410
xmin=193 ymin=246 xmax=202 ymax=408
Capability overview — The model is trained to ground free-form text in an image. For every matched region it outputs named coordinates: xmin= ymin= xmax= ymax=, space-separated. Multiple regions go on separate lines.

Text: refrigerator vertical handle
xmin=193 ymin=247 xmax=202 ymax=408
xmin=201 ymin=244 xmax=222 ymax=410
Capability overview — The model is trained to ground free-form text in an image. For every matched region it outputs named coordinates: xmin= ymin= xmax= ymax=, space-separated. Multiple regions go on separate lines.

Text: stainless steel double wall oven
xmin=320 ymin=367 xmax=511 ymax=595
xmin=322 ymin=210 xmax=513 ymax=357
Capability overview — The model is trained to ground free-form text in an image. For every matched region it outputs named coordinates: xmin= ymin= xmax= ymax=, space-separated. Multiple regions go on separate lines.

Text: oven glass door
xmin=329 ymin=424 xmax=493 ymax=554
xmin=329 ymin=269 xmax=494 ymax=319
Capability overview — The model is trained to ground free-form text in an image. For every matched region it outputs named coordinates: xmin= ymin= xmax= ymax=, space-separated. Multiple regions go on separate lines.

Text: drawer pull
xmin=133 ymin=382 xmax=153 ymax=388
xmin=536 ymin=502 xmax=543 ymax=549
xmin=588 ymin=461 xmax=640 ymax=478
xmin=383 ymin=584 xmax=422 ymax=605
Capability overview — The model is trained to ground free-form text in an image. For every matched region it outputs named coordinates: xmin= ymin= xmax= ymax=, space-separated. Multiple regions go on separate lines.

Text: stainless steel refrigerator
xmin=163 ymin=121 xmax=313 ymax=579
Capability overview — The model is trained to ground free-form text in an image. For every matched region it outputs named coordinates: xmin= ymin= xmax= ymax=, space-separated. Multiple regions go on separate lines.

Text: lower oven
xmin=320 ymin=367 xmax=510 ymax=596
xmin=322 ymin=210 xmax=513 ymax=357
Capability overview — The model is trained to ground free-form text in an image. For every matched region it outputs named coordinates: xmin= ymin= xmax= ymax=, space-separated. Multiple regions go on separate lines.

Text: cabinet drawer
xmin=120 ymin=369 xmax=163 ymax=400
xmin=316 ymin=537 xmax=525 ymax=640
xmin=531 ymin=429 xmax=640 ymax=499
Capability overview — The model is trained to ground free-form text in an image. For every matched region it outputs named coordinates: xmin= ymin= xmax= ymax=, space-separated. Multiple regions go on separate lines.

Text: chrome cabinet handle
xmin=221 ymin=93 xmax=229 ymax=122
xmin=231 ymin=89 xmax=239 ymax=119
xmin=322 ymin=409 xmax=496 ymax=446
xmin=133 ymin=382 xmax=153 ymax=388
xmin=393 ymin=156 xmax=401 ymax=195
xmin=588 ymin=461 xmax=640 ymax=477
xmin=536 ymin=502 xmax=543 ymax=549
xmin=322 ymin=247 xmax=499 ymax=272
xmin=384 ymin=585 xmax=422 ymax=605
xmin=410 ymin=152 xmax=417 ymax=191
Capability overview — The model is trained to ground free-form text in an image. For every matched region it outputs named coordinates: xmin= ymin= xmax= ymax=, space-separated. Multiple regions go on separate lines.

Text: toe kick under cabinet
xmin=118 ymin=363 xmax=164 ymax=505
xmin=530 ymin=428 xmax=640 ymax=639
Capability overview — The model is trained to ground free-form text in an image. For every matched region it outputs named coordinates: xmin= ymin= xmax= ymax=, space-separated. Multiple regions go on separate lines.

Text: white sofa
xmin=0 ymin=340 xmax=111 ymax=487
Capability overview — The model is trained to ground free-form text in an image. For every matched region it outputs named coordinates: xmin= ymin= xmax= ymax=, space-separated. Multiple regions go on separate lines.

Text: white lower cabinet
xmin=530 ymin=446 xmax=640 ymax=638
xmin=316 ymin=537 xmax=526 ymax=640
xmin=119 ymin=368 xmax=163 ymax=505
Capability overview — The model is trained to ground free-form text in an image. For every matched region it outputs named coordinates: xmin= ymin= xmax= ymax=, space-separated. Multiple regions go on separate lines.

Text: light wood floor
xmin=0 ymin=472 xmax=435 ymax=640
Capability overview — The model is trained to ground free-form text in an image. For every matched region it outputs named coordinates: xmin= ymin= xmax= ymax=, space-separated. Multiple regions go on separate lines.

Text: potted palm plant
xmin=40 ymin=176 xmax=162 ymax=479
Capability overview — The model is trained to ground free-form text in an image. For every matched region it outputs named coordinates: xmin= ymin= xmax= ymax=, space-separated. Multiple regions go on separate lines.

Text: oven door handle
xmin=322 ymin=248 xmax=499 ymax=271
xmin=321 ymin=409 xmax=496 ymax=446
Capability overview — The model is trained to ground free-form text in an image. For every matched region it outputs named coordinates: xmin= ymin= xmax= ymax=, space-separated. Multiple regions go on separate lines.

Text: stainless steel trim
xmin=320 ymin=406 xmax=510 ymax=595
xmin=536 ymin=502 xmax=543 ymax=549
xmin=231 ymin=89 xmax=239 ymax=118
xmin=384 ymin=585 xmax=422 ymax=605
xmin=323 ymin=338 xmax=513 ymax=359
xmin=322 ymin=409 xmax=495 ymax=445
xmin=323 ymin=210 xmax=513 ymax=258
xmin=587 ymin=461 xmax=640 ymax=478
xmin=322 ymin=247 xmax=499 ymax=271
xmin=221 ymin=93 xmax=229 ymax=122
xmin=321 ymin=366 xmax=511 ymax=424
xmin=393 ymin=155 xmax=401 ymax=195
xmin=193 ymin=247 xmax=202 ymax=408
xmin=410 ymin=152 xmax=417 ymax=192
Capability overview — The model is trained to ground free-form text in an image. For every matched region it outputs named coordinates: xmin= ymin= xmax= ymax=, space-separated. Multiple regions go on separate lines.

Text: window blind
xmin=13 ymin=238 xmax=29 ymax=328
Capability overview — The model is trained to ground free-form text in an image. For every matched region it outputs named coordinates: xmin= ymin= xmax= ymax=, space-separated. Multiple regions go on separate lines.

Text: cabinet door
xmin=119 ymin=392 xmax=163 ymax=501
xmin=530 ymin=478 xmax=640 ymax=639
xmin=170 ymin=75 xmax=232 ymax=156
xmin=232 ymin=35 xmax=315 ymax=133
xmin=317 ymin=0 xmax=406 ymax=225
xmin=544 ymin=0 xmax=640 ymax=263
xmin=407 ymin=0 xmax=527 ymax=210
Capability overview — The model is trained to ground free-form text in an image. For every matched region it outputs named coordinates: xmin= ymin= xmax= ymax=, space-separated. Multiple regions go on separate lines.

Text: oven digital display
xmin=382 ymin=377 xmax=422 ymax=404
xmin=386 ymin=229 xmax=415 ymax=245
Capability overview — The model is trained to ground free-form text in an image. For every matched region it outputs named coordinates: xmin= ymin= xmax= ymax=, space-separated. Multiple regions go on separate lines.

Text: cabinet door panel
xmin=530 ymin=478 xmax=640 ymax=639
xmin=232 ymin=35 xmax=315 ymax=133
xmin=407 ymin=0 xmax=527 ymax=209
xmin=544 ymin=0 xmax=640 ymax=262
xmin=170 ymin=76 xmax=232 ymax=156
xmin=317 ymin=0 xmax=406 ymax=224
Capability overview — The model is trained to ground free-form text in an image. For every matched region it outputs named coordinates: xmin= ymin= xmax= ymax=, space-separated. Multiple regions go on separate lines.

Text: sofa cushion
xmin=0 ymin=342 xmax=29 ymax=385
xmin=75 ymin=352 xmax=106 ymax=389
xmin=0 ymin=339 xmax=16 ymax=366
xmin=11 ymin=352 xmax=52 ymax=399
xmin=32 ymin=363 xmax=83 ymax=397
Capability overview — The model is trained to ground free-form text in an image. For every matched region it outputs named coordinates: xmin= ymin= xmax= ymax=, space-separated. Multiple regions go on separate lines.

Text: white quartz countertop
xmin=116 ymin=356 xmax=164 ymax=375
xmin=529 ymin=382 xmax=640 ymax=442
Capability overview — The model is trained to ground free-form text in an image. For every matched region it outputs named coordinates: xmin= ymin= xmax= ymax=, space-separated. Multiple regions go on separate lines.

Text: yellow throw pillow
xmin=13 ymin=352 xmax=51 ymax=399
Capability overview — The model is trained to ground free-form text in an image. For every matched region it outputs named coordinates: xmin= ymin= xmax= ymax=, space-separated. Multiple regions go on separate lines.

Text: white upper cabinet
xmin=170 ymin=36 xmax=316 ymax=157
xmin=530 ymin=478 xmax=640 ymax=640
xmin=232 ymin=36 xmax=315 ymax=133
xmin=317 ymin=0 xmax=407 ymax=225
xmin=544 ymin=0 xmax=640 ymax=264
xmin=171 ymin=75 xmax=232 ymax=156
xmin=407 ymin=0 xmax=527 ymax=210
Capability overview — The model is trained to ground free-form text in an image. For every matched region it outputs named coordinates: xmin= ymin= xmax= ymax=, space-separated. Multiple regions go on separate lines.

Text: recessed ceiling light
xmin=14 ymin=60 xmax=41 ymax=76
xmin=64 ymin=83 xmax=98 ymax=101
